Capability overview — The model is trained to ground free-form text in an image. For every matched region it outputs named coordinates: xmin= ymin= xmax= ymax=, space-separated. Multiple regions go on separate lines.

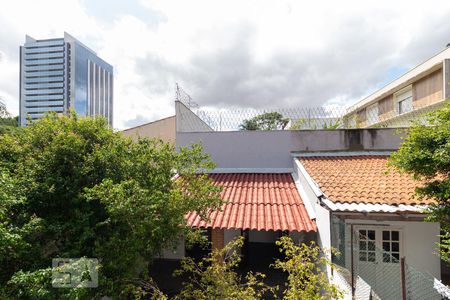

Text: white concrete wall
xmin=294 ymin=157 xmax=332 ymax=252
xmin=344 ymin=219 xmax=441 ymax=279
xmin=293 ymin=159 xmax=321 ymax=219
xmin=177 ymin=129 xmax=404 ymax=170
xmin=175 ymin=101 xmax=214 ymax=132
xmin=315 ymin=205 xmax=331 ymax=252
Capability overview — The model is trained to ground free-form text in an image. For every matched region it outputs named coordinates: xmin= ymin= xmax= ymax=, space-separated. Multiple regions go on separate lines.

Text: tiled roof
xmin=299 ymin=155 xmax=432 ymax=206
xmin=186 ymin=173 xmax=316 ymax=232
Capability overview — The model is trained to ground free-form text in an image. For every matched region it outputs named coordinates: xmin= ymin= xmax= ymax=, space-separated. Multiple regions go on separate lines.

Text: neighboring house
xmin=295 ymin=154 xmax=440 ymax=299
xmin=186 ymin=173 xmax=317 ymax=262
xmin=137 ymin=86 xmax=450 ymax=298
xmin=345 ymin=46 xmax=450 ymax=128
xmin=122 ymin=100 xmax=213 ymax=142
xmin=160 ymin=172 xmax=317 ymax=262
xmin=122 ymin=115 xmax=176 ymax=143
xmin=171 ymin=117 xmax=449 ymax=298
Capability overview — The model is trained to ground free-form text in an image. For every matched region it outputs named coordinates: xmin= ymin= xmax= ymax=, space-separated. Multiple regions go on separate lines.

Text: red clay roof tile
xmin=299 ymin=155 xmax=432 ymax=206
xmin=186 ymin=173 xmax=316 ymax=232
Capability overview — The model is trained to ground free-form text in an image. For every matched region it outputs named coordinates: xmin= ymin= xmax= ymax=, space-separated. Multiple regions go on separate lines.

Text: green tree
xmin=0 ymin=112 xmax=222 ymax=299
xmin=174 ymin=237 xmax=274 ymax=300
xmin=389 ymin=103 xmax=450 ymax=263
xmin=273 ymin=237 xmax=343 ymax=300
xmin=170 ymin=237 xmax=342 ymax=300
xmin=290 ymin=118 xmax=342 ymax=130
xmin=0 ymin=116 xmax=19 ymax=135
xmin=0 ymin=99 xmax=19 ymax=135
xmin=240 ymin=112 xmax=289 ymax=131
xmin=289 ymin=118 xmax=306 ymax=130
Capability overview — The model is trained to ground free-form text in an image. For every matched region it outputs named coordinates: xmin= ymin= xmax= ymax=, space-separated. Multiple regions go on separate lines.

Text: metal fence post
xmin=401 ymin=257 xmax=407 ymax=300
xmin=350 ymin=224 xmax=355 ymax=297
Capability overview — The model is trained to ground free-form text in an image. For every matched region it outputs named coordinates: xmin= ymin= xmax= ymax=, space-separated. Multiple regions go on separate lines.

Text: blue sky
xmin=1 ymin=0 xmax=450 ymax=129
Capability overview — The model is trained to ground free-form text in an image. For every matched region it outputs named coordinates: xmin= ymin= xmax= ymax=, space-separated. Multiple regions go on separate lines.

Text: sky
xmin=0 ymin=0 xmax=450 ymax=129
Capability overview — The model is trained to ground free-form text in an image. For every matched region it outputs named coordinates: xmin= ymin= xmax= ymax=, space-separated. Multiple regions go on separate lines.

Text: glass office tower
xmin=19 ymin=32 xmax=113 ymax=126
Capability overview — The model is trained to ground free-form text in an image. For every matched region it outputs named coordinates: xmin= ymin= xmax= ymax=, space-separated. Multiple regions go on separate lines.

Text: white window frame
xmin=394 ymin=86 xmax=413 ymax=115
xmin=366 ymin=103 xmax=379 ymax=125
xmin=355 ymin=225 xmax=404 ymax=264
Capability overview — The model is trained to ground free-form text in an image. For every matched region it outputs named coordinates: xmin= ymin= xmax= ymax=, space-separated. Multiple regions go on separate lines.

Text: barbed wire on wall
xmin=175 ymin=84 xmax=441 ymax=131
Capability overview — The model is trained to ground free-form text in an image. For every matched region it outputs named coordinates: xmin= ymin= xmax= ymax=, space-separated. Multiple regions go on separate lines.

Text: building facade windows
xmin=366 ymin=103 xmax=379 ymax=125
xmin=19 ymin=33 xmax=113 ymax=127
xmin=86 ymin=59 xmax=112 ymax=124
xmin=357 ymin=226 xmax=402 ymax=264
xmin=395 ymin=87 xmax=413 ymax=115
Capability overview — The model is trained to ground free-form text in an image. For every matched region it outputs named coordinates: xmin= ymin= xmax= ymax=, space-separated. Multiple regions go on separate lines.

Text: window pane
xmin=368 ymin=241 xmax=375 ymax=251
xmin=360 ymin=241 xmax=366 ymax=250
xmin=366 ymin=105 xmax=379 ymax=125
xmin=392 ymin=253 xmax=400 ymax=262
xmin=392 ymin=231 xmax=399 ymax=241
xmin=368 ymin=252 xmax=376 ymax=262
xmin=392 ymin=242 xmax=399 ymax=252
xmin=383 ymin=231 xmax=390 ymax=240
xmin=359 ymin=230 xmax=366 ymax=238
xmin=368 ymin=230 xmax=375 ymax=240
xmin=383 ymin=242 xmax=390 ymax=252
xmin=383 ymin=253 xmax=391 ymax=263
xmin=404 ymin=99 xmax=412 ymax=112
xmin=359 ymin=252 xmax=367 ymax=262
xmin=398 ymin=97 xmax=413 ymax=114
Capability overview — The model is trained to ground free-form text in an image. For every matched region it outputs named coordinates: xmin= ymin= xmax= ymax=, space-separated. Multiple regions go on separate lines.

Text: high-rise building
xmin=19 ymin=32 xmax=113 ymax=126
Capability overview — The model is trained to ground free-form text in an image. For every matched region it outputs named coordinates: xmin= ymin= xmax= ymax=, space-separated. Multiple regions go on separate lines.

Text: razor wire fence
xmin=175 ymin=84 xmax=445 ymax=132
xmin=330 ymin=215 xmax=450 ymax=300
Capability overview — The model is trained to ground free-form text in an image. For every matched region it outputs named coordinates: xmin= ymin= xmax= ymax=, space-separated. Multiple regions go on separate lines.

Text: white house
xmin=295 ymin=153 xmax=441 ymax=299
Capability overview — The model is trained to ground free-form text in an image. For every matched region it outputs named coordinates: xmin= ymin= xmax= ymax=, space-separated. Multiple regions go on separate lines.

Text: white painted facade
xmin=341 ymin=218 xmax=441 ymax=279
xmin=293 ymin=153 xmax=444 ymax=298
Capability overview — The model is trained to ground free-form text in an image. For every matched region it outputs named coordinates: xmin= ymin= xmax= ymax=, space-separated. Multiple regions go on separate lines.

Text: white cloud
xmin=1 ymin=0 xmax=450 ymax=129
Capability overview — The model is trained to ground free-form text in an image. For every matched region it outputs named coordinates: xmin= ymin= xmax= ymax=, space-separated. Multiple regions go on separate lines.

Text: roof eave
xmin=322 ymin=198 xmax=429 ymax=213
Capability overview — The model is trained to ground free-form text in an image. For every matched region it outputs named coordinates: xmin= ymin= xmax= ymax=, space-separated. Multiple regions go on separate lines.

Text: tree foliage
xmin=240 ymin=112 xmax=289 ymax=131
xmin=389 ymin=103 xmax=450 ymax=262
xmin=0 ymin=117 xmax=19 ymax=135
xmin=174 ymin=237 xmax=274 ymax=300
xmin=162 ymin=237 xmax=342 ymax=300
xmin=289 ymin=118 xmax=342 ymax=130
xmin=273 ymin=237 xmax=343 ymax=300
xmin=0 ymin=112 xmax=222 ymax=298
xmin=0 ymin=99 xmax=19 ymax=135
